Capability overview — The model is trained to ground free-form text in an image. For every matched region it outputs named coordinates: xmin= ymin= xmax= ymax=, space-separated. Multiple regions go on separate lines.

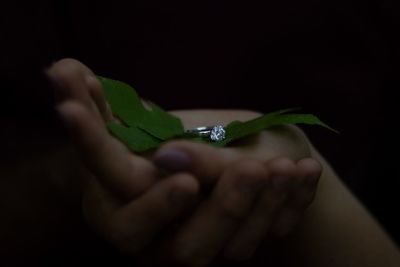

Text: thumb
xmin=153 ymin=140 xmax=235 ymax=186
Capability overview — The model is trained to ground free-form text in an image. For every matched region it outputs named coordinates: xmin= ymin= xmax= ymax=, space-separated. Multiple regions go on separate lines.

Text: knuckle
xmin=219 ymin=196 xmax=248 ymax=220
xmin=224 ymin=160 xmax=268 ymax=192
xmin=228 ymin=159 xmax=267 ymax=180
xmin=49 ymin=58 xmax=89 ymax=82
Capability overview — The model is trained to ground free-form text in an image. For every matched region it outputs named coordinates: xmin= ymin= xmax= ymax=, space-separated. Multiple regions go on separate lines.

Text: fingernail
xmin=154 ymin=149 xmax=191 ymax=172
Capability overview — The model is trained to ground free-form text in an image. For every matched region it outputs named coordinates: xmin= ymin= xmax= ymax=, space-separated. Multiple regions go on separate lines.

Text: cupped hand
xmin=149 ymin=138 xmax=321 ymax=266
xmin=48 ymin=58 xmax=322 ymax=267
xmin=48 ymin=59 xmax=200 ymax=255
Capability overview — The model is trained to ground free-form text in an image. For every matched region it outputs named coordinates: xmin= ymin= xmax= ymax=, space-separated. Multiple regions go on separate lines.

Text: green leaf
xmin=139 ymin=102 xmax=184 ymax=140
xmin=98 ymin=76 xmax=184 ymax=140
xmin=107 ymin=122 xmax=162 ymax=152
xmin=213 ymin=112 xmax=338 ymax=147
xmin=98 ymin=76 xmax=145 ymax=123
xmin=98 ymin=76 xmax=336 ymax=153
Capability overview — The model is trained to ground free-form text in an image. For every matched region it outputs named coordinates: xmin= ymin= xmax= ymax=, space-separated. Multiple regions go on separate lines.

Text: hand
xmin=48 ymin=58 xmax=201 ymax=257
xmin=147 ymin=131 xmax=321 ymax=265
xmin=49 ymin=58 xmax=321 ymax=266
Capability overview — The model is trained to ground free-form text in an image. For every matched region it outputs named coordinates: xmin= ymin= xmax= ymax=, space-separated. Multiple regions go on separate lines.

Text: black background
xmin=1 ymin=0 xmax=399 ymax=249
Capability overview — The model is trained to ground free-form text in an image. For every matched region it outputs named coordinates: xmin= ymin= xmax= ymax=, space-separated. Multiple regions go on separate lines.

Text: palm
xmin=50 ymin=59 xmax=321 ymax=266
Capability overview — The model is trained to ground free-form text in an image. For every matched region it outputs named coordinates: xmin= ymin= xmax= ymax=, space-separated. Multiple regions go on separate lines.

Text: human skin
xmin=52 ymin=59 xmax=400 ymax=267
xmin=125 ymin=111 xmax=400 ymax=267
xmin=1 ymin=58 xmax=399 ymax=267
xmin=49 ymin=58 xmax=323 ymax=266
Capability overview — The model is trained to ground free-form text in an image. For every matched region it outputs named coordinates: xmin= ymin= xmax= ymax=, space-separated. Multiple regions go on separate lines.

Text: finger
xmin=86 ymin=75 xmax=114 ymax=122
xmin=106 ymin=173 xmax=200 ymax=254
xmin=223 ymin=157 xmax=297 ymax=260
xmin=270 ymin=158 xmax=322 ymax=237
xmin=57 ymin=100 xmax=158 ymax=199
xmin=297 ymin=158 xmax=322 ymax=186
xmin=268 ymin=158 xmax=321 ymax=237
xmin=288 ymin=158 xmax=322 ymax=208
xmin=153 ymin=140 xmax=236 ymax=185
xmin=47 ymin=58 xmax=115 ymax=124
xmin=171 ymin=160 xmax=267 ymax=266
xmin=47 ymin=58 xmax=97 ymax=109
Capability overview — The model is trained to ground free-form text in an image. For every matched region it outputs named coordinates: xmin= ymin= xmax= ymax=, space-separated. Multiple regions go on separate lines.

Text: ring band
xmin=186 ymin=125 xmax=226 ymax=141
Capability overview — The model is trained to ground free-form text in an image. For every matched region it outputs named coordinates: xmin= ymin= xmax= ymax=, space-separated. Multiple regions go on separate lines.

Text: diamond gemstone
xmin=210 ymin=125 xmax=226 ymax=141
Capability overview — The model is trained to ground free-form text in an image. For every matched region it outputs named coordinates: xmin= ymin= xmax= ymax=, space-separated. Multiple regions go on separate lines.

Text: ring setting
xmin=186 ymin=125 xmax=226 ymax=142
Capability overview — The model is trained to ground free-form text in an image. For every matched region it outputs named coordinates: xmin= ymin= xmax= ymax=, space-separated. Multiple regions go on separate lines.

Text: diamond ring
xmin=186 ymin=125 xmax=226 ymax=142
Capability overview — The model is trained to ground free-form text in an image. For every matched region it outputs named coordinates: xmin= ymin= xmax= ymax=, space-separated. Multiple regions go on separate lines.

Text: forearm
xmin=244 ymin=144 xmax=400 ymax=267
xmin=276 ymin=148 xmax=400 ymax=266
xmin=173 ymin=109 xmax=400 ymax=266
